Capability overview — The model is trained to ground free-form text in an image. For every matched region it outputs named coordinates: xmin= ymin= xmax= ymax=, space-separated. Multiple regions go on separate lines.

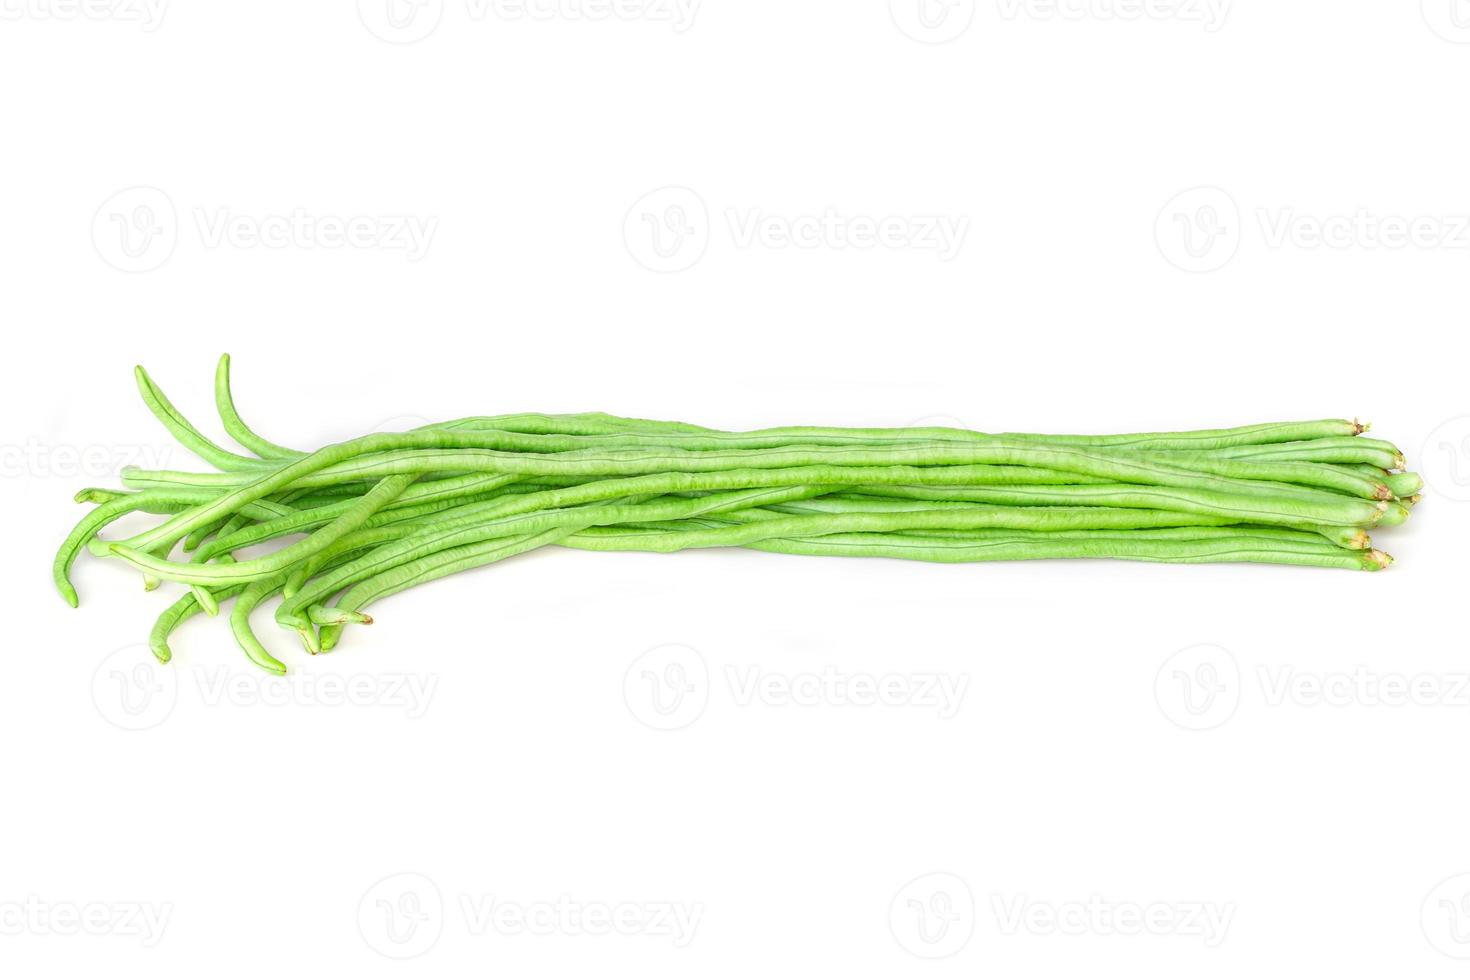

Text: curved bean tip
xmin=276 ymin=610 xmax=309 ymax=630
xmin=58 ymin=582 xmax=79 ymax=608
xmin=150 ymin=642 xmax=172 ymax=664
xmin=319 ymin=624 xmax=343 ymax=652
xmin=193 ymin=587 xmax=219 ymax=617
xmin=241 ymin=638 xmax=290 ymax=675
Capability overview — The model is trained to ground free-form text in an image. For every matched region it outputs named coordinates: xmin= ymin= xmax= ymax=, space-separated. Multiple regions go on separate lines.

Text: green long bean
xmin=57 ymin=357 xmax=1420 ymax=674
xmin=561 ymin=524 xmax=1388 ymax=571
xmin=213 ymin=354 xmax=304 ymax=460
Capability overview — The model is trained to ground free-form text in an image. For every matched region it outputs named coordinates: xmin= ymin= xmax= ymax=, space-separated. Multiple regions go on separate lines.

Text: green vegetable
xmin=55 ymin=356 xmax=1421 ymax=673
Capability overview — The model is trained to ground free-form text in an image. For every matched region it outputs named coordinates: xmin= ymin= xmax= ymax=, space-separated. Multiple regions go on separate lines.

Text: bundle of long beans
xmin=56 ymin=357 xmax=1423 ymax=674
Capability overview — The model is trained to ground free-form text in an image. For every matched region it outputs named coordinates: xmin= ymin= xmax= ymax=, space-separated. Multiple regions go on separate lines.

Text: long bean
xmin=134 ymin=365 xmax=272 ymax=473
xmin=270 ymin=440 xmax=1385 ymax=499
xmin=560 ymin=524 xmax=1388 ymax=571
xmin=213 ymin=354 xmax=304 ymax=460
xmin=438 ymin=414 xmax=1366 ymax=451
xmin=56 ymin=358 xmax=1420 ymax=674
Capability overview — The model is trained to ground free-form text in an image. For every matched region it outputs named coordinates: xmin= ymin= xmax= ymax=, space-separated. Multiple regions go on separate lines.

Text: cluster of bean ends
xmin=55 ymin=357 xmax=1423 ymax=674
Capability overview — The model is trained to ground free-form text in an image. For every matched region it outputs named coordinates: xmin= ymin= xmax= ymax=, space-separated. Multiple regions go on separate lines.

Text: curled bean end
xmin=191 ymin=585 xmax=219 ymax=617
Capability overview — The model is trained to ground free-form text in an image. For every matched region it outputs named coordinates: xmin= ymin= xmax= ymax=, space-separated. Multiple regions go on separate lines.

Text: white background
xmin=3 ymin=1 xmax=1470 ymax=975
